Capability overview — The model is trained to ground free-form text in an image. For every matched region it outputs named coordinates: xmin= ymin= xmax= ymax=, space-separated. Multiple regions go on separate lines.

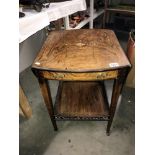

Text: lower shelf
xmin=54 ymin=81 xmax=109 ymax=121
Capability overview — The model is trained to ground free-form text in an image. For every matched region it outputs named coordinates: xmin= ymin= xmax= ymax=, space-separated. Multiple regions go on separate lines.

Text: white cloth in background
xmin=19 ymin=11 xmax=49 ymax=43
xmin=45 ymin=0 xmax=86 ymax=21
xmin=19 ymin=0 xmax=86 ymax=43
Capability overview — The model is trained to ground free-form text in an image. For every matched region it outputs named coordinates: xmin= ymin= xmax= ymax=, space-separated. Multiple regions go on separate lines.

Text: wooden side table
xmin=32 ymin=29 xmax=131 ymax=135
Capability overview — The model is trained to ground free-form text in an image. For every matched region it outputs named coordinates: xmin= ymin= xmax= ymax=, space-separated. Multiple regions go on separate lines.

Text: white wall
xmin=19 ymin=29 xmax=47 ymax=73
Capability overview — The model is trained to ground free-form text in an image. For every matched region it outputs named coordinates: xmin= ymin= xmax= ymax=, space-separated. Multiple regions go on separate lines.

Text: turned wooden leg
xmin=38 ymin=78 xmax=58 ymax=131
xmin=106 ymin=68 xmax=130 ymax=136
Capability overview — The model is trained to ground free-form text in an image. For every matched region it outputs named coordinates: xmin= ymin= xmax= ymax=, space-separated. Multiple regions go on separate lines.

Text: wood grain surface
xmin=32 ymin=29 xmax=130 ymax=72
xmin=34 ymin=70 xmax=118 ymax=81
xmin=55 ymin=81 xmax=109 ymax=117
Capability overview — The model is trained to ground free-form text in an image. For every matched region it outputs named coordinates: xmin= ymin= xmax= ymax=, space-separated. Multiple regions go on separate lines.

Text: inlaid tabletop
xmin=32 ymin=29 xmax=130 ymax=72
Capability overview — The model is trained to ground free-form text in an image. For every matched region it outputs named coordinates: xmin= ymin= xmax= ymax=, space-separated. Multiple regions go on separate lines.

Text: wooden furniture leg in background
xmin=19 ymin=85 xmax=32 ymax=119
xmin=126 ymin=32 xmax=135 ymax=88
xmin=103 ymin=0 xmax=108 ymax=28
xmin=38 ymin=78 xmax=58 ymax=131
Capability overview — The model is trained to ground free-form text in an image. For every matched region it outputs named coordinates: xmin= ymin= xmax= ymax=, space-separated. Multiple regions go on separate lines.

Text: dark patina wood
xmin=32 ymin=29 xmax=131 ymax=135
xmin=106 ymin=68 xmax=130 ymax=135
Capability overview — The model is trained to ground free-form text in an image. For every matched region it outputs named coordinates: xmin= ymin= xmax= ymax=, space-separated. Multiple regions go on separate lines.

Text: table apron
xmin=35 ymin=70 xmax=118 ymax=81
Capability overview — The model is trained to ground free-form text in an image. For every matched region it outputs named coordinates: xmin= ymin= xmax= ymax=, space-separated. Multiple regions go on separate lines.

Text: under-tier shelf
xmin=54 ymin=81 xmax=109 ymax=121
